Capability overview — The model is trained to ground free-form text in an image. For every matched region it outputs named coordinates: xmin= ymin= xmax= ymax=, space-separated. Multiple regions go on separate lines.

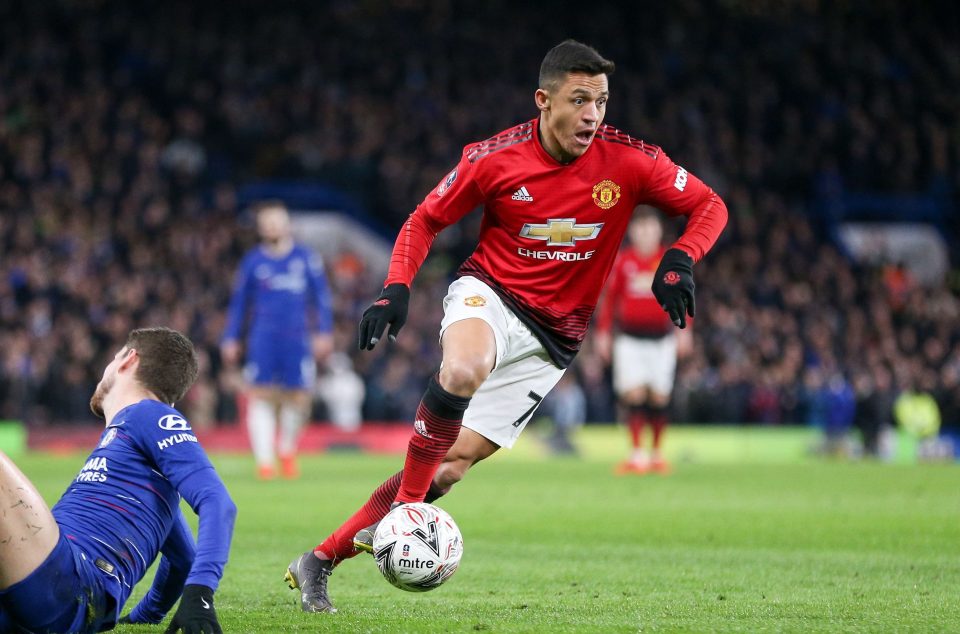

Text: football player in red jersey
xmin=285 ymin=40 xmax=727 ymax=612
xmin=596 ymin=208 xmax=692 ymax=475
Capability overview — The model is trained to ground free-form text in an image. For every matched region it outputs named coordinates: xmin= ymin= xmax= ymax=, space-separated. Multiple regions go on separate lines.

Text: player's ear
xmin=118 ymin=347 xmax=139 ymax=373
xmin=535 ymin=88 xmax=551 ymax=112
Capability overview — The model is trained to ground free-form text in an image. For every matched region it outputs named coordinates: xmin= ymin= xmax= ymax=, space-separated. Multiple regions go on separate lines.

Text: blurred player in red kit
xmin=284 ymin=39 xmax=727 ymax=612
xmin=596 ymin=208 xmax=693 ymax=475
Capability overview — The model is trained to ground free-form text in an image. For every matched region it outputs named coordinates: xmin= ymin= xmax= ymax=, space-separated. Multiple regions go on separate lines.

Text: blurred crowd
xmin=1 ymin=1 xmax=958 ymax=442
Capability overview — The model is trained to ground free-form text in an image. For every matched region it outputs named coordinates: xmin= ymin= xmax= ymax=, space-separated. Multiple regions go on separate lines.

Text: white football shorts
xmin=439 ymin=276 xmax=565 ymax=448
xmin=612 ymin=333 xmax=677 ymax=397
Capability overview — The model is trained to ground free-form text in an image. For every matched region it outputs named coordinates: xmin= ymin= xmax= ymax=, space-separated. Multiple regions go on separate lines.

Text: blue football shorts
xmin=244 ymin=335 xmax=315 ymax=389
xmin=0 ymin=531 xmax=116 ymax=634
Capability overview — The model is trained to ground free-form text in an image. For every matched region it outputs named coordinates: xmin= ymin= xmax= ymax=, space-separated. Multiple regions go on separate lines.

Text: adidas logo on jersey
xmin=511 ymin=186 xmax=534 ymax=202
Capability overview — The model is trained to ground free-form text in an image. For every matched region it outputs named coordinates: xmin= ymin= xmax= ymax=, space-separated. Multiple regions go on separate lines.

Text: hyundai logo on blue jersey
xmin=158 ymin=415 xmax=190 ymax=431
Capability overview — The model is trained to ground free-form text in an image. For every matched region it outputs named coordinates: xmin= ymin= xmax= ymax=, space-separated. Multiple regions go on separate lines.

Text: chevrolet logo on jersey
xmin=519 ymin=219 xmax=603 ymax=247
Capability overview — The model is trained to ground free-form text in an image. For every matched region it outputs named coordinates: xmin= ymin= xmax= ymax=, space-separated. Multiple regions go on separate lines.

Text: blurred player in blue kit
xmin=0 ymin=327 xmax=236 ymax=633
xmin=221 ymin=201 xmax=334 ymax=479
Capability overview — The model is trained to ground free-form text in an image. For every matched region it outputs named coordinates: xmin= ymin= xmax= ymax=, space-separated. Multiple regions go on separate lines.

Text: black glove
xmin=652 ymin=248 xmax=695 ymax=329
xmin=164 ymin=585 xmax=221 ymax=634
xmin=358 ymin=284 xmax=410 ymax=350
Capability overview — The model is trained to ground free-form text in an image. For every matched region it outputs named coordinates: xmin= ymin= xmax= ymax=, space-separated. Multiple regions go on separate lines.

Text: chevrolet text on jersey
xmin=517 ymin=248 xmax=596 ymax=261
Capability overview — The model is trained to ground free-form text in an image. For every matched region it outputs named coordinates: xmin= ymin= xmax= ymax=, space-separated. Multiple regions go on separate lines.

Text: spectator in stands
xmin=853 ymin=366 xmax=896 ymax=457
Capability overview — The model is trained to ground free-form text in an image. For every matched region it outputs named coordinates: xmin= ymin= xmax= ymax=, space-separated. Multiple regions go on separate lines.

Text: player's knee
xmin=648 ymin=394 xmax=670 ymax=411
xmin=438 ymin=361 xmax=489 ymax=397
xmin=620 ymin=387 xmax=647 ymax=407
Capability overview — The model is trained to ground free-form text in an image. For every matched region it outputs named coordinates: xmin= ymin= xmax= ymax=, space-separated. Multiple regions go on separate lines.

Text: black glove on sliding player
xmin=652 ymin=248 xmax=695 ymax=329
xmin=164 ymin=585 xmax=221 ymax=634
xmin=358 ymin=283 xmax=410 ymax=350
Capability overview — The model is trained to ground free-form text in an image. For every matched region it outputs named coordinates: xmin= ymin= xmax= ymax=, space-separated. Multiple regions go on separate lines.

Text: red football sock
xmin=651 ymin=412 xmax=667 ymax=450
xmin=396 ymin=375 xmax=470 ymax=503
xmin=314 ymin=470 xmax=402 ymax=563
xmin=627 ymin=408 xmax=646 ymax=450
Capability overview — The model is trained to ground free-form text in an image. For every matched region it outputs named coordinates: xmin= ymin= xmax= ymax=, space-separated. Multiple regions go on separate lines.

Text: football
xmin=372 ymin=502 xmax=463 ymax=592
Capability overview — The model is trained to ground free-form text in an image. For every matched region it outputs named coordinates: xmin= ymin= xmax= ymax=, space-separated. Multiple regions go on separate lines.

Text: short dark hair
xmin=633 ymin=206 xmax=661 ymax=221
xmin=125 ymin=327 xmax=199 ymax=404
xmin=539 ymin=40 xmax=615 ymax=91
xmin=251 ymin=199 xmax=288 ymax=216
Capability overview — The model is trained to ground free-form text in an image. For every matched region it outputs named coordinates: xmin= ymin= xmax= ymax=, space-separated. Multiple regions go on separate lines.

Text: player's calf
xmin=394 ymin=376 xmax=470 ymax=503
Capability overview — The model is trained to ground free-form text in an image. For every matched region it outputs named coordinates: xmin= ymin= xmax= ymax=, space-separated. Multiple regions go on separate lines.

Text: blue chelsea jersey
xmin=222 ymin=244 xmax=333 ymax=342
xmin=51 ymin=400 xmax=235 ymax=611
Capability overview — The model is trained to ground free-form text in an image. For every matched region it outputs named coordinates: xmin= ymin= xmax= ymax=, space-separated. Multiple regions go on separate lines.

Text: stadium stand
xmin=0 ymin=1 xmax=957 ymax=443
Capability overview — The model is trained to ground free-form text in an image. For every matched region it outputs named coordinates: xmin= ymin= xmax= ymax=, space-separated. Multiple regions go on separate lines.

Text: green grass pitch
xmin=17 ymin=427 xmax=960 ymax=633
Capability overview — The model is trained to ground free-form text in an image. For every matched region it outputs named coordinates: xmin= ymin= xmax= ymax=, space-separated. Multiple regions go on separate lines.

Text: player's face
xmin=89 ymin=347 xmax=128 ymax=418
xmin=537 ymin=72 xmax=609 ymax=163
xmin=629 ymin=215 xmax=663 ymax=255
xmin=257 ymin=207 xmax=291 ymax=245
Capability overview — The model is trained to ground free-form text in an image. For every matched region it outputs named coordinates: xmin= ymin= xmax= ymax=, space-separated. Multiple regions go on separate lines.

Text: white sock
xmin=631 ymin=449 xmax=649 ymax=465
xmin=278 ymin=403 xmax=306 ymax=458
xmin=248 ymin=397 xmax=276 ymax=468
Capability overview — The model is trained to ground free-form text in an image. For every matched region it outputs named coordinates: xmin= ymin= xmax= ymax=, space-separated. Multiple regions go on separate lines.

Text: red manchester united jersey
xmin=596 ymin=246 xmax=676 ymax=339
xmin=385 ymin=117 xmax=727 ymax=367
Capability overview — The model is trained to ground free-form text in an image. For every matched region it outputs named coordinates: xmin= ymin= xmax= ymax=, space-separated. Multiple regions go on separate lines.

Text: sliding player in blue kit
xmin=0 ymin=327 xmax=237 ymax=634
